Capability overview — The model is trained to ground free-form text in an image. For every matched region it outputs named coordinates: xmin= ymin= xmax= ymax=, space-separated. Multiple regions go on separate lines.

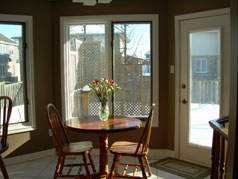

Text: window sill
xmin=8 ymin=124 xmax=36 ymax=135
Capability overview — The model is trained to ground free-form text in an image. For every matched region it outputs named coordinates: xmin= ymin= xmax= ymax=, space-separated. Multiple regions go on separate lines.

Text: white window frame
xmin=0 ymin=44 xmax=6 ymax=54
xmin=196 ymin=57 xmax=207 ymax=73
xmin=60 ymin=14 xmax=159 ymax=126
xmin=0 ymin=14 xmax=36 ymax=134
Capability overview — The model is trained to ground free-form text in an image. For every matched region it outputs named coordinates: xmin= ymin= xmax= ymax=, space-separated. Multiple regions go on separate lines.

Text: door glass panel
xmin=68 ymin=24 xmax=106 ymax=119
xmin=189 ymin=29 xmax=221 ymax=147
xmin=113 ymin=23 xmax=151 ymax=118
xmin=0 ymin=23 xmax=28 ymax=124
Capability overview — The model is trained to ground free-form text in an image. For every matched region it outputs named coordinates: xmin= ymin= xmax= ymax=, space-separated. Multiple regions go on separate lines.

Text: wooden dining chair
xmin=46 ymin=104 xmax=96 ymax=179
xmin=0 ymin=96 xmax=12 ymax=179
xmin=109 ymin=103 xmax=155 ymax=179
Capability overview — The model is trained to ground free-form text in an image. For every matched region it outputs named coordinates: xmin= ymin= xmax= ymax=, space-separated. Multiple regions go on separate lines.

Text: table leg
xmin=98 ymin=133 xmax=109 ymax=178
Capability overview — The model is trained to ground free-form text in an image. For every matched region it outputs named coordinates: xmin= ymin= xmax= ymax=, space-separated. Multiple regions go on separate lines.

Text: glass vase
xmin=99 ymin=102 xmax=109 ymax=121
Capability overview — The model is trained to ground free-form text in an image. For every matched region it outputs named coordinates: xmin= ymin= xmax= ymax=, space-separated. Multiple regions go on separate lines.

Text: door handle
xmin=181 ymin=99 xmax=187 ymax=104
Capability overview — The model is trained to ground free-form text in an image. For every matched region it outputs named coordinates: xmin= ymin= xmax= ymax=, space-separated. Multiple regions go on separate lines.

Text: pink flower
xmin=88 ymin=77 xmax=120 ymax=102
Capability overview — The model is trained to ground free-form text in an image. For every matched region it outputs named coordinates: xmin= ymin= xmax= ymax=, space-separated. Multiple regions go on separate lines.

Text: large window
xmin=61 ymin=15 xmax=158 ymax=125
xmin=0 ymin=14 xmax=35 ymax=134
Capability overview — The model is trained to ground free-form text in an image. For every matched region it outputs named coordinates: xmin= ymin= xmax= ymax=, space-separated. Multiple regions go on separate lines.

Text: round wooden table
xmin=65 ymin=116 xmax=142 ymax=179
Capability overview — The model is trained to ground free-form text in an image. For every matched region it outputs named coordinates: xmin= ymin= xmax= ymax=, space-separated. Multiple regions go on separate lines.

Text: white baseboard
xmin=4 ymin=148 xmax=176 ymax=166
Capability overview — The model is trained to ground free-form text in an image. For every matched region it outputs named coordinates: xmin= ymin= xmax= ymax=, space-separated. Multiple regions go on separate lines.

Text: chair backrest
xmin=0 ymin=96 xmax=12 ymax=148
xmin=46 ymin=104 xmax=70 ymax=154
xmin=135 ymin=103 xmax=155 ymax=154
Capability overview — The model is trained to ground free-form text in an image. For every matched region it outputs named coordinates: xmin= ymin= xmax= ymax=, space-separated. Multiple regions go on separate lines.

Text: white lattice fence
xmin=80 ymin=42 xmax=105 ymax=86
xmin=115 ymin=64 xmax=151 ymax=116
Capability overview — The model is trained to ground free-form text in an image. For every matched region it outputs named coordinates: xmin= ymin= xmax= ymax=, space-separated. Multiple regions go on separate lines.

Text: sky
xmin=70 ymin=23 xmax=150 ymax=58
xmin=0 ymin=24 xmax=22 ymax=38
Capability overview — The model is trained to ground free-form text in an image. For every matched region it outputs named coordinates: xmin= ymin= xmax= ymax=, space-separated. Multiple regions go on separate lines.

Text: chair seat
xmin=110 ymin=141 xmax=148 ymax=156
xmin=61 ymin=141 xmax=93 ymax=155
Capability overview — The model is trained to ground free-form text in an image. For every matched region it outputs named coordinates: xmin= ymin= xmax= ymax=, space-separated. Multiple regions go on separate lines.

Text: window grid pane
xmin=68 ymin=24 xmax=106 ymax=118
xmin=113 ymin=23 xmax=151 ymax=118
xmin=0 ymin=23 xmax=27 ymax=124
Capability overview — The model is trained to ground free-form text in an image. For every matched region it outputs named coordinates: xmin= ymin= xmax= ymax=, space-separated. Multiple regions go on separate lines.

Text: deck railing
xmin=209 ymin=116 xmax=229 ymax=179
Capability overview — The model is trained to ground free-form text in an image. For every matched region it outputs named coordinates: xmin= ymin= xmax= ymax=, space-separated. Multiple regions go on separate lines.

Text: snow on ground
xmin=190 ymin=103 xmax=219 ymax=147
xmin=9 ymin=105 xmax=25 ymax=124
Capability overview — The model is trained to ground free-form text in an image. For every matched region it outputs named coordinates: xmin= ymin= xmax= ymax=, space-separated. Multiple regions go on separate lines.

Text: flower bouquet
xmin=89 ymin=77 xmax=120 ymax=121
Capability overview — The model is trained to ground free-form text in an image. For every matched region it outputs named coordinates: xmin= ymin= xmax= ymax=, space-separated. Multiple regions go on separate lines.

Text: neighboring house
xmin=143 ymin=51 xmax=151 ymax=76
xmin=11 ymin=36 xmax=24 ymax=82
xmin=0 ymin=33 xmax=20 ymax=83
xmin=192 ymin=55 xmax=220 ymax=80
xmin=191 ymin=30 xmax=220 ymax=81
xmin=70 ymin=32 xmax=122 ymax=54
xmin=70 ymin=33 xmax=106 ymax=52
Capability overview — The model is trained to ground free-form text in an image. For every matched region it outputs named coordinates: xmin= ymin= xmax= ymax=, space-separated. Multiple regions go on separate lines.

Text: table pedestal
xmin=98 ymin=133 xmax=109 ymax=178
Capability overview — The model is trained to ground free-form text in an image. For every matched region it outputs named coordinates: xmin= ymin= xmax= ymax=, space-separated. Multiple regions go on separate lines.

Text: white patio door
xmin=179 ymin=10 xmax=230 ymax=166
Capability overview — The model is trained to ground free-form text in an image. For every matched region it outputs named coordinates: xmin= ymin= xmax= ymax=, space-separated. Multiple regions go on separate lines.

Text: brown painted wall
xmin=0 ymin=0 xmax=229 ymax=157
xmin=0 ymin=0 xmax=55 ymax=157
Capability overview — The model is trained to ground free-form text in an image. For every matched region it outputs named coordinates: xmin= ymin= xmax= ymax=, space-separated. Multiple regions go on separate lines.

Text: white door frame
xmin=174 ymin=8 xmax=230 ymax=160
